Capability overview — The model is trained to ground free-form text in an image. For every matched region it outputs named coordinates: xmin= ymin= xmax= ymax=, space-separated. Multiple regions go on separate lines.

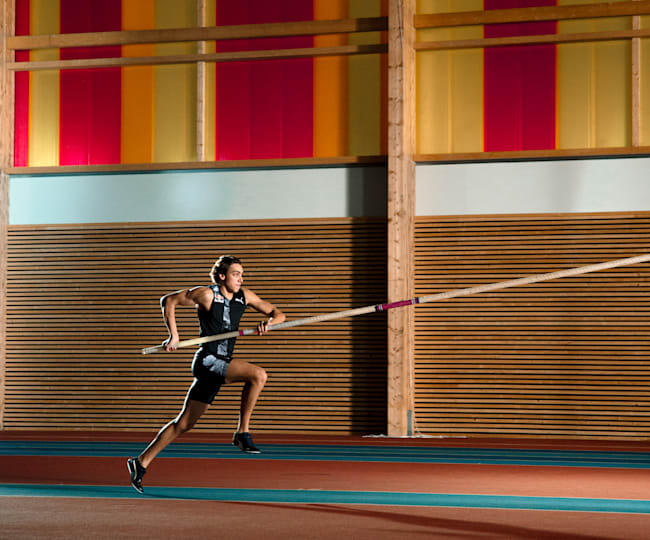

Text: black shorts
xmin=188 ymin=348 xmax=231 ymax=404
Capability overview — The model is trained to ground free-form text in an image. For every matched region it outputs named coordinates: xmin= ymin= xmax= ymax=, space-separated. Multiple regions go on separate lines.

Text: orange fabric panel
xmin=313 ymin=0 xmax=348 ymax=157
xmin=121 ymin=0 xmax=155 ymax=163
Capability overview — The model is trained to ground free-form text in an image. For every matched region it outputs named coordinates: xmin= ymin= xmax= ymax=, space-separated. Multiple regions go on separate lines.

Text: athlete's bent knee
xmin=254 ymin=367 xmax=267 ymax=387
xmin=175 ymin=415 xmax=197 ymax=434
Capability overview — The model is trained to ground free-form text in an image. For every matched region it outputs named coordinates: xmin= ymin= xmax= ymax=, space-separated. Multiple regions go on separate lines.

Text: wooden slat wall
xmin=414 ymin=212 xmax=650 ymax=440
xmin=4 ymin=218 xmax=387 ymax=433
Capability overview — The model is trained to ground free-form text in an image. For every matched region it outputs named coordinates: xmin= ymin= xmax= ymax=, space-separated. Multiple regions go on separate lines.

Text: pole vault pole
xmin=141 ymin=252 xmax=650 ymax=355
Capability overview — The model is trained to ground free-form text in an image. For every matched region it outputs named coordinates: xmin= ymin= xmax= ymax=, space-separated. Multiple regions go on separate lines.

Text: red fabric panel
xmin=249 ymin=1 xmax=286 ymax=159
xmin=250 ymin=58 xmax=284 ymax=158
xmin=13 ymin=0 xmax=30 ymax=167
xmin=216 ymin=0 xmax=313 ymax=160
xmin=215 ymin=2 xmax=252 ymax=160
xmin=483 ymin=0 xmax=556 ymax=151
xmin=59 ymin=0 xmax=121 ymax=165
xmin=273 ymin=1 xmax=313 ymax=159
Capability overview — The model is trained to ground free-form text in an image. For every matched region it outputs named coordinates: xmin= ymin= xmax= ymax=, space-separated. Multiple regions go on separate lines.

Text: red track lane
xmin=2 ymin=455 xmax=649 ymax=501
xmin=2 ymin=497 xmax=650 ymax=540
xmin=3 ymin=433 xmax=650 ymax=539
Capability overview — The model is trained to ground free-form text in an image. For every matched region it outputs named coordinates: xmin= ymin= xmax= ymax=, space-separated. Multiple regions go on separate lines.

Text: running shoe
xmin=127 ymin=457 xmax=146 ymax=494
xmin=233 ymin=432 xmax=261 ymax=454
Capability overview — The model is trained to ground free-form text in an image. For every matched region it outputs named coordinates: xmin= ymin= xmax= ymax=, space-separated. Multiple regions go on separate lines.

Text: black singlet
xmin=197 ymin=285 xmax=246 ymax=358
xmin=188 ymin=285 xmax=247 ymax=404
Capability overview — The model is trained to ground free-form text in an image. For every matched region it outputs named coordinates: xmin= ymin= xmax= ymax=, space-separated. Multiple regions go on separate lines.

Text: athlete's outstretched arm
xmin=243 ymin=288 xmax=285 ymax=335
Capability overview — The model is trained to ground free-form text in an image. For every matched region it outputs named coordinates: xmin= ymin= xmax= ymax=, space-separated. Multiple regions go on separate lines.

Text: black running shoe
xmin=127 ymin=457 xmax=146 ymax=494
xmin=233 ymin=432 xmax=261 ymax=454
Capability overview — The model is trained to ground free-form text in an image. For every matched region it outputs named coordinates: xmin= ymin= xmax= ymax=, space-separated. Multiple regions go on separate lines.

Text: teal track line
xmin=2 ymin=484 xmax=650 ymax=514
xmin=3 ymin=441 xmax=650 ymax=514
xmin=1 ymin=441 xmax=649 ymax=469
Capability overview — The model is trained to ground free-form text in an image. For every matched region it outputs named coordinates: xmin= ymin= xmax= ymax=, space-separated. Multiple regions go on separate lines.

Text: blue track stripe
xmin=1 ymin=441 xmax=649 ymax=468
xmin=1 ymin=484 xmax=650 ymax=514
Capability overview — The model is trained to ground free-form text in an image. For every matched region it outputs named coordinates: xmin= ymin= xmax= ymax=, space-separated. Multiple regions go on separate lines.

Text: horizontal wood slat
xmin=8 ymin=17 xmax=388 ymax=50
xmin=415 ymin=147 xmax=650 ymax=163
xmin=9 ymin=43 xmax=388 ymax=72
xmin=415 ymin=28 xmax=650 ymax=52
xmin=414 ymin=213 xmax=650 ymax=440
xmin=4 ymin=218 xmax=387 ymax=434
xmin=414 ymin=1 xmax=650 ymax=28
xmin=6 ymin=155 xmax=388 ymax=176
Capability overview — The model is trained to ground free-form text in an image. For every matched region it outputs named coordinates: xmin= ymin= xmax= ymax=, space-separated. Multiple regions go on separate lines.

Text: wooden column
xmin=197 ymin=0 xmax=207 ymax=161
xmin=387 ymin=0 xmax=416 ymax=436
xmin=0 ymin=0 xmax=15 ymax=430
xmin=632 ymin=4 xmax=641 ymax=146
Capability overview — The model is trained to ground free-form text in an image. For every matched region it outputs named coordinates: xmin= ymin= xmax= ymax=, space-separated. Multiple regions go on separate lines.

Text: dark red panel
xmin=215 ymin=2 xmax=252 ymax=160
xmin=59 ymin=0 xmax=121 ymax=165
xmin=216 ymin=0 xmax=313 ymax=160
xmin=278 ymin=1 xmax=313 ymax=158
xmin=249 ymin=0 xmax=287 ymax=159
xmin=14 ymin=0 xmax=30 ymax=167
xmin=483 ymin=0 xmax=556 ymax=151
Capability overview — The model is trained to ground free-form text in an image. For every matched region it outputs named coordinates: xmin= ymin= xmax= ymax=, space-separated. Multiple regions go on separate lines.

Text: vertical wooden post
xmin=632 ymin=5 xmax=641 ymax=146
xmin=387 ymin=0 xmax=416 ymax=436
xmin=0 ymin=0 xmax=15 ymax=430
xmin=196 ymin=0 xmax=207 ymax=161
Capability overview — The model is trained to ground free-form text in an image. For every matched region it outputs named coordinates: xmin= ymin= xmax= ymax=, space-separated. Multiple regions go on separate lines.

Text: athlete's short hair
xmin=210 ymin=255 xmax=242 ymax=284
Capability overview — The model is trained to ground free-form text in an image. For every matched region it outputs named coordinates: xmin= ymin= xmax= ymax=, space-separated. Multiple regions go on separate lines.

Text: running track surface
xmin=1 ymin=431 xmax=650 ymax=539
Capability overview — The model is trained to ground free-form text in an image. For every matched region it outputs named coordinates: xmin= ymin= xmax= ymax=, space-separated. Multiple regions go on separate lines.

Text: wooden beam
xmin=632 ymin=8 xmax=641 ymax=147
xmin=6 ymin=155 xmax=388 ymax=175
xmin=416 ymin=27 xmax=650 ymax=51
xmin=415 ymin=146 xmax=650 ymax=163
xmin=8 ymin=43 xmax=388 ymax=72
xmin=197 ymin=0 xmax=207 ymax=162
xmin=0 ymin=0 xmax=13 ymax=171
xmin=387 ymin=0 xmax=416 ymax=437
xmin=8 ymin=17 xmax=388 ymax=50
xmin=414 ymin=1 xmax=650 ymax=28
xmin=0 ymin=0 xmax=14 ymax=431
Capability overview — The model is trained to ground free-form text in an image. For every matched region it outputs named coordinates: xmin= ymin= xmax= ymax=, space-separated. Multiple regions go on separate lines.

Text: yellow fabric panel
xmin=154 ymin=0 xmax=197 ymax=163
xmin=557 ymin=41 xmax=594 ymax=148
xmin=122 ymin=0 xmax=155 ymax=164
xmin=593 ymin=40 xmax=631 ymax=147
xmin=557 ymin=0 xmax=631 ymax=148
xmin=415 ymin=0 xmax=483 ymax=154
xmin=348 ymin=0 xmax=382 ymax=156
xmin=29 ymin=0 xmax=60 ymax=167
xmin=313 ymin=0 xmax=348 ymax=157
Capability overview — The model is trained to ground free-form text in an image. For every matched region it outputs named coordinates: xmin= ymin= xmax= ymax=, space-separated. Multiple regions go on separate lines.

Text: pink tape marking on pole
xmin=376 ymin=298 xmax=420 ymax=311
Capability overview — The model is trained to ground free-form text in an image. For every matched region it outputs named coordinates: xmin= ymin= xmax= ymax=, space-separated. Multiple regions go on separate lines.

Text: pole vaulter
xmin=142 ymin=252 xmax=650 ymax=355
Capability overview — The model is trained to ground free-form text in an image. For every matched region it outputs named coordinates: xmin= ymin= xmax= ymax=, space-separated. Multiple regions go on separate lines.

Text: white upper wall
xmin=10 ymin=157 xmax=650 ymax=225
xmin=416 ymin=157 xmax=650 ymax=216
xmin=10 ymin=166 xmax=387 ymax=225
